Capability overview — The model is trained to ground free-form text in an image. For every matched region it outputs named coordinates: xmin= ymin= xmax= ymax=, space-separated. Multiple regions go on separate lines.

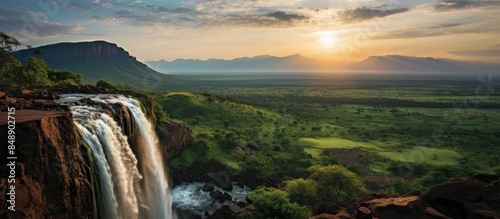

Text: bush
xmin=309 ymin=165 xmax=366 ymax=203
xmin=96 ymin=78 xmax=116 ymax=90
xmin=285 ymin=178 xmax=317 ymax=206
xmin=239 ymin=187 xmax=311 ymax=219
xmin=382 ymin=178 xmax=414 ymax=196
xmin=48 ymin=70 xmax=82 ymax=86
xmin=16 ymin=57 xmax=52 ymax=88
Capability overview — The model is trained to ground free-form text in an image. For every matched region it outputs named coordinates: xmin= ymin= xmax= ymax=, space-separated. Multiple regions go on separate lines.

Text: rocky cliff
xmin=14 ymin=41 xmax=130 ymax=62
xmin=158 ymin=119 xmax=192 ymax=161
xmin=0 ymin=90 xmax=191 ymax=218
xmin=0 ymin=111 xmax=98 ymax=219
xmin=306 ymin=175 xmax=500 ymax=219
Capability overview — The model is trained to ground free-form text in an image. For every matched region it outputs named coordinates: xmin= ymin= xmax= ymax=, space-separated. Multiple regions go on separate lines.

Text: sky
xmin=1 ymin=0 xmax=500 ymax=63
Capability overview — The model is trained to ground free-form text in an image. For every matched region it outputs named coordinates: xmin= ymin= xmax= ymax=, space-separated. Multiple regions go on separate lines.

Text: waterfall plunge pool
xmin=172 ymin=182 xmax=250 ymax=217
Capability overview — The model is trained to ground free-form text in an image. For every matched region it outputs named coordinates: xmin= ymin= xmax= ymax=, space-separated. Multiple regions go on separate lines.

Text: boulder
xmin=0 ymin=100 xmax=8 ymax=111
xmin=209 ymin=190 xmax=227 ymax=203
xmin=223 ymin=192 xmax=233 ymax=202
xmin=211 ymin=205 xmax=234 ymax=218
xmin=422 ymin=176 xmax=497 ymax=219
xmin=203 ymin=183 xmax=215 ymax=192
xmin=424 ymin=177 xmax=487 ymax=204
xmin=464 ymin=202 xmax=500 ymax=219
xmin=309 ymin=213 xmax=354 ymax=219
xmin=366 ymin=196 xmax=445 ymax=219
xmin=228 ymin=203 xmax=242 ymax=213
xmin=355 ymin=206 xmax=372 ymax=219
xmin=236 ymin=181 xmax=245 ymax=188
xmin=5 ymin=95 xmax=17 ymax=104
xmin=347 ymin=192 xmax=394 ymax=213
xmin=213 ymin=171 xmax=233 ymax=191
xmin=318 ymin=202 xmax=340 ymax=215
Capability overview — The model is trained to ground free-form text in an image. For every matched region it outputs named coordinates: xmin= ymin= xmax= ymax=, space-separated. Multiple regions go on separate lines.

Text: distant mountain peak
xmin=144 ymin=53 xmax=498 ymax=75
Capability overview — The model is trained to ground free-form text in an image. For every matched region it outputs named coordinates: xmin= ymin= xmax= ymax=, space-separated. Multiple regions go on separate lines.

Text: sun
xmin=316 ymin=31 xmax=339 ymax=48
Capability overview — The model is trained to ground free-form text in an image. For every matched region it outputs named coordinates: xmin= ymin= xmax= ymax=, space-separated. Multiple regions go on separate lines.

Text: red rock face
xmin=158 ymin=119 xmax=192 ymax=161
xmin=0 ymin=115 xmax=96 ymax=219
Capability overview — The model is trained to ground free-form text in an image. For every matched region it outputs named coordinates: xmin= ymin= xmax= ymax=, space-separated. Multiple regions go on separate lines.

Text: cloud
xmin=109 ymin=5 xmax=197 ymax=26
xmin=265 ymin=11 xmax=308 ymax=21
xmin=141 ymin=5 xmax=192 ymax=14
xmin=433 ymin=0 xmax=500 ymax=11
xmin=338 ymin=7 xmax=410 ymax=23
xmin=114 ymin=9 xmax=136 ymax=18
xmin=198 ymin=11 xmax=310 ymax=28
xmin=429 ymin=23 xmax=464 ymax=29
xmin=0 ymin=9 xmax=82 ymax=39
xmin=63 ymin=2 xmax=112 ymax=12
xmin=448 ymin=44 xmax=500 ymax=57
xmin=109 ymin=2 xmax=309 ymax=28
xmin=375 ymin=23 xmax=500 ymax=39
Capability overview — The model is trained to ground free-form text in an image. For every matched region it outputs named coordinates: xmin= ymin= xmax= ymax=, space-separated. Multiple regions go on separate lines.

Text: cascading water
xmin=58 ymin=94 xmax=174 ymax=219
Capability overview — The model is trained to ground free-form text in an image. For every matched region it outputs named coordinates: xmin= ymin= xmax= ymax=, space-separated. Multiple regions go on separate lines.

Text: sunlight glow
xmin=317 ymin=31 xmax=339 ymax=48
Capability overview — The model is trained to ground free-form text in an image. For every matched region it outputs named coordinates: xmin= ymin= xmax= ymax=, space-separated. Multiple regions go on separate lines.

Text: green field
xmin=157 ymin=75 xmax=500 ymax=192
xmin=299 ymin=137 xmax=462 ymax=166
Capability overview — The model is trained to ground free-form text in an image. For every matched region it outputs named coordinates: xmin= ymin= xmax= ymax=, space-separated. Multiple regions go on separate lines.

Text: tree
xmin=239 ymin=187 xmax=311 ymax=219
xmin=96 ymin=78 xmax=116 ymax=90
xmin=0 ymin=32 xmax=23 ymax=88
xmin=0 ymin=31 xmax=21 ymax=52
xmin=382 ymin=178 xmax=414 ymax=196
xmin=16 ymin=57 xmax=52 ymax=88
xmin=309 ymin=165 xmax=365 ymax=203
xmin=240 ymin=152 xmax=274 ymax=180
xmin=285 ymin=178 xmax=317 ymax=206
xmin=47 ymin=70 xmax=82 ymax=86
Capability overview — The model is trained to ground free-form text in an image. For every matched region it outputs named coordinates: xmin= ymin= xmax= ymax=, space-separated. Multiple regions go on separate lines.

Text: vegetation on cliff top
xmin=1 ymin=31 xmax=82 ymax=89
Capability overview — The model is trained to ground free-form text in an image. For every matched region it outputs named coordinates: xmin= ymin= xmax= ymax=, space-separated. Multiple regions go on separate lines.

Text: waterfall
xmin=60 ymin=94 xmax=174 ymax=219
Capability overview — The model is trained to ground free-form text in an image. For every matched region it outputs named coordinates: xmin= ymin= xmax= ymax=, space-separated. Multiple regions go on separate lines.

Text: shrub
xmin=239 ymin=187 xmax=311 ymax=219
xmin=309 ymin=165 xmax=366 ymax=203
xmin=285 ymin=178 xmax=317 ymax=206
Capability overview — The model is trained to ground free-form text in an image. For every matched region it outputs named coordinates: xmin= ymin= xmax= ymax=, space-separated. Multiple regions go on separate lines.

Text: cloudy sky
xmin=1 ymin=0 xmax=500 ymax=63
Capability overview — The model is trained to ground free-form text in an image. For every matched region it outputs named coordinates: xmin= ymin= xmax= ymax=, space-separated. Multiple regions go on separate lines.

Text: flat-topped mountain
xmin=12 ymin=41 xmax=169 ymax=88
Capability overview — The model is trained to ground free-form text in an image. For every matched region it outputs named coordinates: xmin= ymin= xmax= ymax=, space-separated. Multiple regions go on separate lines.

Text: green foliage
xmin=412 ymin=165 xmax=470 ymax=192
xmin=320 ymin=149 xmax=339 ymax=165
xmin=0 ymin=50 xmax=21 ymax=88
xmin=382 ymin=178 xmax=414 ymax=196
xmin=0 ymin=31 xmax=22 ymax=52
xmin=0 ymin=33 xmax=83 ymax=89
xmin=309 ymin=165 xmax=366 ymax=203
xmin=16 ymin=57 xmax=52 ymax=88
xmin=48 ymin=69 xmax=82 ymax=86
xmin=285 ymin=178 xmax=317 ymax=206
xmin=241 ymin=152 xmax=274 ymax=180
xmin=347 ymin=164 xmax=362 ymax=176
xmin=239 ymin=187 xmax=311 ymax=219
xmin=96 ymin=78 xmax=116 ymax=90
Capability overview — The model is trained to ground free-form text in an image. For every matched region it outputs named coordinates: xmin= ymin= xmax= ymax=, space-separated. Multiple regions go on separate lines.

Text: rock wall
xmin=158 ymin=119 xmax=192 ymax=161
xmin=13 ymin=41 xmax=131 ymax=62
xmin=0 ymin=113 xmax=98 ymax=219
xmin=0 ymin=90 xmax=191 ymax=218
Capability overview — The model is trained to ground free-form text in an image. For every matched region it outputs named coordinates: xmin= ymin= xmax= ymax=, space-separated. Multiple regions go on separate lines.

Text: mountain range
xmin=146 ymin=54 xmax=499 ymax=75
xmin=12 ymin=41 xmax=170 ymax=88
xmin=11 ymin=41 xmax=499 ymax=88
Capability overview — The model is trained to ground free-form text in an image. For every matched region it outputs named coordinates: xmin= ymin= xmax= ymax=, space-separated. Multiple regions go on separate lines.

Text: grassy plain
xmin=158 ymin=74 xmax=500 ymax=187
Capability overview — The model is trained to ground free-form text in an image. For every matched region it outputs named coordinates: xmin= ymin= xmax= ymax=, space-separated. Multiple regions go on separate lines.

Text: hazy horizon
xmin=1 ymin=0 xmax=499 ymax=63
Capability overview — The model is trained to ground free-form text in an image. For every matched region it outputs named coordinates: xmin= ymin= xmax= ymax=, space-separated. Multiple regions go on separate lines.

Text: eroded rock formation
xmin=0 ymin=112 xmax=98 ymax=219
